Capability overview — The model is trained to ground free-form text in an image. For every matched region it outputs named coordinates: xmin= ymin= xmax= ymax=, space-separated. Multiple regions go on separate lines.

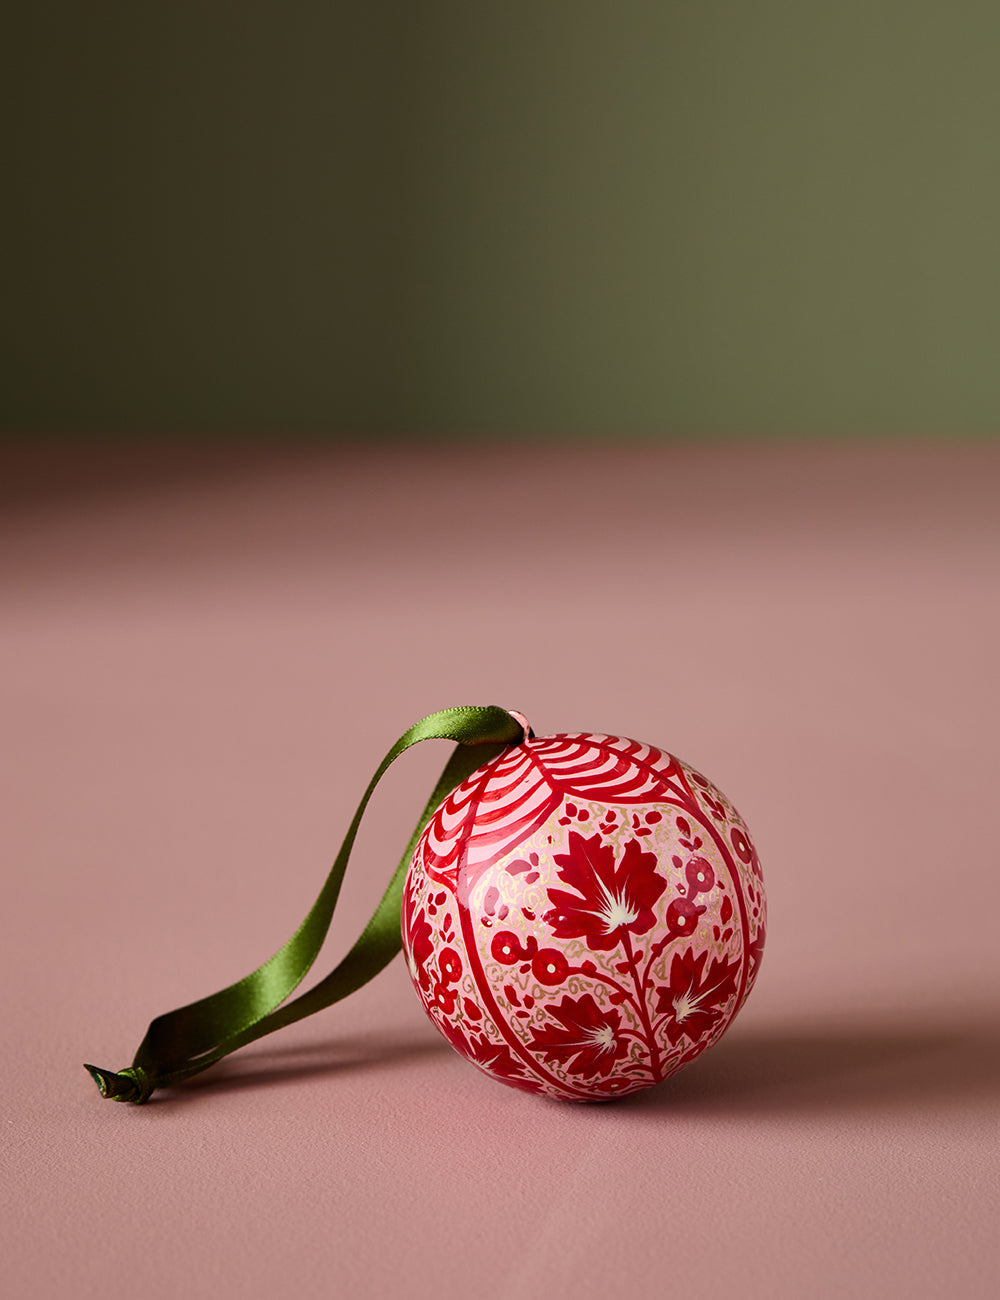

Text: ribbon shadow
xmin=151 ymin=1031 xmax=451 ymax=1104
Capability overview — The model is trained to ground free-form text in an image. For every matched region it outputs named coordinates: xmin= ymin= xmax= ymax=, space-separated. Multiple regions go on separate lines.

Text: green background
xmin=5 ymin=2 xmax=1000 ymax=438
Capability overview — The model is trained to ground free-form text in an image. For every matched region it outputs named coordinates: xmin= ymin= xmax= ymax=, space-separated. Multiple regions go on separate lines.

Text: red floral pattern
xmin=402 ymin=732 xmax=766 ymax=1101
xmin=437 ymin=1017 xmax=543 ymax=1094
xmin=730 ymin=825 xmax=763 ymax=881
xmin=654 ymin=947 xmax=741 ymax=1047
xmin=528 ymin=994 xmax=629 ymax=1078
xmin=544 ymin=832 xmax=667 ymax=951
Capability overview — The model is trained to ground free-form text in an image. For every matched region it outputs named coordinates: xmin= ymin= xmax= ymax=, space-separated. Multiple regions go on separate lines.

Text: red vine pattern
xmin=402 ymin=733 xmax=766 ymax=1101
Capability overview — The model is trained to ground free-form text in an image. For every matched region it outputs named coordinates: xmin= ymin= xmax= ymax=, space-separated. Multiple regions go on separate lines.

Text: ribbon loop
xmin=85 ymin=705 xmax=527 ymax=1104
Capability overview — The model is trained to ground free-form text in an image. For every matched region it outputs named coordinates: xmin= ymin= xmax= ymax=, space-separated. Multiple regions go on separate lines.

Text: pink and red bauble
xmin=402 ymin=732 xmax=765 ymax=1101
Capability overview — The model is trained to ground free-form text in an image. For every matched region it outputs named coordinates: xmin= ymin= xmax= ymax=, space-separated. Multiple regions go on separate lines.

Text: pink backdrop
xmin=3 ymin=440 xmax=998 ymax=1298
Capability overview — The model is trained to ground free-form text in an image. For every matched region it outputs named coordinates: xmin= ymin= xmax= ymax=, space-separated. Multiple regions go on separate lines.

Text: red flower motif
xmin=439 ymin=1019 xmax=542 ymax=1093
xmin=730 ymin=826 xmax=763 ymax=880
xmin=531 ymin=947 xmax=569 ymax=986
xmin=467 ymin=1033 xmax=535 ymax=1083
xmin=528 ymin=993 xmax=629 ymax=1078
xmin=655 ymin=947 xmax=740 ymax=1047
xmin=544 ymin=832 xmax=667 ymax=952
xmin=429 ymin=981 xmax=458 ymax=1016
xmin=491 ymin=931 xmax=537 ymax=965
xmin=438 ymin=948 xmax=463 ymax=984
xmin=665 ymin=896 xmax=705 ymax=939
xmin=685 ymin=856 xmax=715 ymax=894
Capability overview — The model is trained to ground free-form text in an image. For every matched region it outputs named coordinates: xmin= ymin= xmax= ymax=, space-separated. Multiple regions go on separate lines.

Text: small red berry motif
xmin=402 ymin=733 xmax=765 ymax=1101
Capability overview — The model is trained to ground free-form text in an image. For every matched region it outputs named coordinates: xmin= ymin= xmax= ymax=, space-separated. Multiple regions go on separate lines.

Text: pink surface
xmin=3 ymin=440 xmax=998 ymax=1299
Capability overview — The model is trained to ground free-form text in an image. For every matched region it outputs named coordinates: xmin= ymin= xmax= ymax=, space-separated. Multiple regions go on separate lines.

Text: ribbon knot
xmin=84 ymin=1064 xmax=155 ymax=1105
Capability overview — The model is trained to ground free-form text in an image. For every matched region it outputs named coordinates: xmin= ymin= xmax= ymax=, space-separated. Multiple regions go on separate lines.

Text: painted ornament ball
xmin=402 ymin=732 xmax=765 ymax=1100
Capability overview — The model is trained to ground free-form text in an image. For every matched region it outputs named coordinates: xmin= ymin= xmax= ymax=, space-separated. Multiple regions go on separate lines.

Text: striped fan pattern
xmin=420 ymin=734 xmax=695 ymax=892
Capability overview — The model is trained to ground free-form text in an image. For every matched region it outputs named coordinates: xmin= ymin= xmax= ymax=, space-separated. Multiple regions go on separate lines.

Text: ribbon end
xmin=84 ymin=1064 xmax=152 ymax=1104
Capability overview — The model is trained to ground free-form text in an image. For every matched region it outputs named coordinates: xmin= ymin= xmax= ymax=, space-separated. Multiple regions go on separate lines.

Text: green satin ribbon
xmin=85 ymin=705 xmax=528 ymax=1104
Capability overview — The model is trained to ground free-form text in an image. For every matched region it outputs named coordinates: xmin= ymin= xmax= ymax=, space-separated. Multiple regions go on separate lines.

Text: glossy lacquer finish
xmin=402 ymin=734 xmax=765 ymax=1100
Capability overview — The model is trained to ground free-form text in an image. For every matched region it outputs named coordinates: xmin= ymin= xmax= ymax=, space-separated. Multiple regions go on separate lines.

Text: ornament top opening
xmin=402 ymin=729 xmax=765 ymax=1101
